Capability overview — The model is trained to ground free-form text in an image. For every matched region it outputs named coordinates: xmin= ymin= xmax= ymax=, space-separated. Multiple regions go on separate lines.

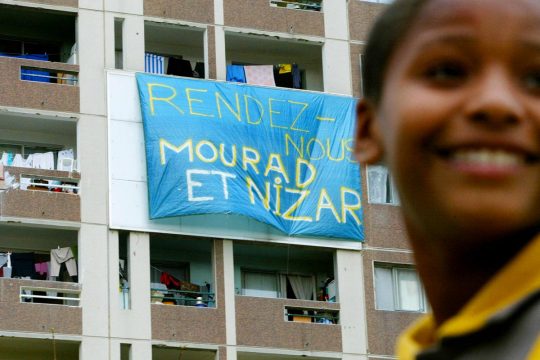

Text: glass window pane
xmin=368 ymin=165 xmax=388 ymax=204
xmin=374 ymin=266 xmax=394 ymax=310
xmin=243 ymin=271 xmax=278 ymax=298
xmin=396 ymin=269 xmax=421 ymax=311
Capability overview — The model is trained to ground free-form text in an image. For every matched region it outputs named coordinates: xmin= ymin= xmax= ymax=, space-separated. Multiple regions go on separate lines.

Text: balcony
xmin=148 ymin=235 xmax=226 ymax=344
xmin=0 ymin=336 xmax=80 ymax=359
xmin=0 ymin=223 xmax=80 ymax=336
xmin=224 ymin=0 xmax=324 ymax=37
xmin=1 ymin=166 xmax=80 ymax=224
xmin=0 ymin=4 xmax=78 ymax=113
xmin=234 ymin=241 xmax=340 ymax=351
xmin=225 ymin=32 xmax=323 ymax=91
xmin=143 ymin=21 xmax=206 ymax=78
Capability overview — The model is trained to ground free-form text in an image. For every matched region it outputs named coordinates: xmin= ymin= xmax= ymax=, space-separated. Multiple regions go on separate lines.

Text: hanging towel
xmin=11 ymin=154 xmax=25 ymax=167
xmin=292 ymin=63 xmax=301 ymax=89
xmin=226 ymin=65 xmax=247 ymax=83
xmin=50 ymin=247 xmax=78 ymax=277
xmin=145 ymin=53 xmax=165 ymax=74
xmin=34 ymin=262 xmax=49 ymax=276
xmin=244 ymin=65 xmax=276 ymax=87
xmin=57 ymin=149 xmax=74 ymax=170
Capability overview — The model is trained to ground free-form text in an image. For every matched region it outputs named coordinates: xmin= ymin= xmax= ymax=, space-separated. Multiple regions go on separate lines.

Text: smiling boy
xmin=355 ymin=0 xmax=540 ymax=359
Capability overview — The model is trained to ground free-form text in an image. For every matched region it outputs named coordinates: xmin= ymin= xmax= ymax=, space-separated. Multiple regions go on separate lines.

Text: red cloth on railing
xmin=160 ymin=272 xmax=181 ymax=289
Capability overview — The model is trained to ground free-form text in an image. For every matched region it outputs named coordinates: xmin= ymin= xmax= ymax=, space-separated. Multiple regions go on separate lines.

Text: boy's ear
xmin=354 ymin=99 xmax=384 ymax=164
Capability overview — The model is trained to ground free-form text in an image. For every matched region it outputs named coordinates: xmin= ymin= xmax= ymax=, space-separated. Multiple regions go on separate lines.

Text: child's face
xmin=357 ymin=0 xmax=540 ymax=243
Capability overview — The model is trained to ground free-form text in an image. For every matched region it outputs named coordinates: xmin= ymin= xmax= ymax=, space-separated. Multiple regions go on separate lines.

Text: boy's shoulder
xmin=398 ymin=235 xmax=540 ymax=360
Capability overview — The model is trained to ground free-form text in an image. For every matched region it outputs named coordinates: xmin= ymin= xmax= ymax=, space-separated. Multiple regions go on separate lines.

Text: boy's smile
xmin=358 ymin=0 xmax=540 ymax=245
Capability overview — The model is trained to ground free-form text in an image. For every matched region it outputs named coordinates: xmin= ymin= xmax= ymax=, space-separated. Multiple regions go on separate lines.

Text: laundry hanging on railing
xmin=226 ymin=63 xmax=302 ymax=89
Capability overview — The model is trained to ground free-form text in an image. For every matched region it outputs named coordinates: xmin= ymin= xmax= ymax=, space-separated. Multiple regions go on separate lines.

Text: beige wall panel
xmin=207 ymin=26 xmax=217 ymax=80
xmin=151 ymin=306 xmax=226 ymax=343
xmin=363 ymin=250 xmax=420 ymax=356
xmin=364 ymin=204 xmax=410 ymax=250
xmin=144 ymin=0 xmax=214 ymax=24
xmin=224 ymin=0 xmax=324 ymax=37
xmin=348 ymin=1 xmax=387 ymax=41
xmin=0 ymin=57 xmax=79 ymax=113
xmin=77 ymin=114 xmax=108 ymax=225
xmin=235 ymin=296 xmax=342 ymax=352
xmin=0 ymin=278 xmax=82 ymax=334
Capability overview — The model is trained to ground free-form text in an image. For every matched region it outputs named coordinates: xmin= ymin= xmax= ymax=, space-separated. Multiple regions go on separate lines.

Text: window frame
xmin=373 ymin=262 xmax=427 ymax=313
xmin=366 ymin=164 xmax=400 ymax=205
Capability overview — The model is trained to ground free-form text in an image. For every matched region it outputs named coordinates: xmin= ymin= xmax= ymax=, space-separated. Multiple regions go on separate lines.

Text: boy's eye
xmin=522 ymin=71 xmax=540 ymax=92
xmin=423 ymin=62 xmax=468 ymax=85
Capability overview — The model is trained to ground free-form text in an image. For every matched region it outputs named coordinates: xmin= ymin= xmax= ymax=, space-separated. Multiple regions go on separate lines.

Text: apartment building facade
xmin=0 ymin=0 xmax=421 ymax=359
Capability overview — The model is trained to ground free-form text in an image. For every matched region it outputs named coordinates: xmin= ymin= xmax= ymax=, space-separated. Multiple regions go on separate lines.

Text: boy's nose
xmin=464 ymin=66 xmax=524 ymax=127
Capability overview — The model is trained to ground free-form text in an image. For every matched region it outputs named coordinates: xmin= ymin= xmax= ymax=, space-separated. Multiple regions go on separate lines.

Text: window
xmin=374 ymin=264 xmax=427 ymax=312
xmin=241 ymin=269 xmax=316 ymax=300
xmin=242 ymin=270 xmax=279 ymax=298
xmin=367 ymin=165 xmax=399 ymax=205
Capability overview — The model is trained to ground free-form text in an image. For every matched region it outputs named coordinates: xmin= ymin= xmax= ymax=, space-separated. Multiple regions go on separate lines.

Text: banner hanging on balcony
xmin=136 ymin=73 xmax=364 ymax=241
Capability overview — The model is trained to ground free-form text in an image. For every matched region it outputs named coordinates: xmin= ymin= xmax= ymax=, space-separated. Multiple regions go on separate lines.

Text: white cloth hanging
xmin=50 ymin=247 xmax=77 ymax=277
xmin=57 ymin=149 xmax=74 ymax=171
xmin=244 ymin=65 xmax=276 ymax=87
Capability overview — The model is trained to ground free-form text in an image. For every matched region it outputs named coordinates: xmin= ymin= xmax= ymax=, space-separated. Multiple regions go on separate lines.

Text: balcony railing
xmin=20 ymin=285 xmax=80 ymax=306
xmin=269 ymin=0 xmax=322 ymax=11
xmin=151 ymin=287 xmax=215 ymax=307
xmin=0 ymin=56 xmax=80 ymax=112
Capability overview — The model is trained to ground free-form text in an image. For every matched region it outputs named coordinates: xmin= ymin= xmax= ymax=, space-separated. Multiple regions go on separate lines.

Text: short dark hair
xmin=362 ymin=0 xmax=430 ymax=105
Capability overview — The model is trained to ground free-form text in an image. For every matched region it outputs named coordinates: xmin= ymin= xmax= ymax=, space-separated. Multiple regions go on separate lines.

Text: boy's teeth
xmin=452 ymin=149 xmax=522 ymax=166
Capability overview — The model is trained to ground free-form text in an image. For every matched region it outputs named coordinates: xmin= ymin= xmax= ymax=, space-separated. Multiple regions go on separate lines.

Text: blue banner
xmin=136 ymin=73 xmax=364 ymax=241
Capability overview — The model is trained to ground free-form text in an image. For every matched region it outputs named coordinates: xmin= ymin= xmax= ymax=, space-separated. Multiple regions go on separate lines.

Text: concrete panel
xmin=362 ymin=250 xmax=419 ymax=356
xmin=224 ymin=0 xmax=324 ymax=37
xmin=235 ymin=296 xmax=341 ymax=352
xmin=122 ymin=16 xmax=145 ymax=71
xmin=336 ymin=249 xmax=366 ymax=355
xmin=107 ymin=71 xmax=141 ymax=122
xmin=348 ymin=1 xmax=387 ymax=42
xmin=0 ymin=278 xmax=82 ymax=334
xmin=222 ymin=240 xmax=236 ymax=345
xmin=105 ymin=0 xmax=143 ymax=15
xmin=78 ymin=114 xmax=108 ymax=225
xmin=322 ymin=39 xmax=352 ymax=95
xmin=109 ymin=121 xmax=146 ymax=182
xmin=78 ymin=9 xmax=107 ymax=116
xmin=110 ymin=232 xmax=152 ymax=339
xmin=0 ymin=56 xmax=79 ymax=113
xmin=80 ymin=337 xmax=109 ymax=360
xmin=151 ymin=305 xmax=226 ymax=343
xmin=144 ymin=0 xmax=215 ymax=24
xmin=131 ymin=340 xmax=152 ymax=360
xmin=214 ymin=0 xmax=224 ymax=25
xmin=0 ymin=189 xmax=80 ymax=222
xmin=79 ymin=223 xmax=109 ymax=337
xmin=323 ymin=0 xmax=348 ymax=40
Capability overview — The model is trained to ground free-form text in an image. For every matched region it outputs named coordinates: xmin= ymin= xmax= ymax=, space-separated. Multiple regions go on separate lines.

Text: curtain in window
xmin=374 ymin=266 xmax=394 ymax=310
xmin=243 ymin=272 xmax=278 ymax=298
xmin=288 ymin=275 xmax=314 ymax=300
xmin=396 ymin=269 xmax=421 ymax=311
xmin=367 ymin=165 xmax=389 ymax=203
